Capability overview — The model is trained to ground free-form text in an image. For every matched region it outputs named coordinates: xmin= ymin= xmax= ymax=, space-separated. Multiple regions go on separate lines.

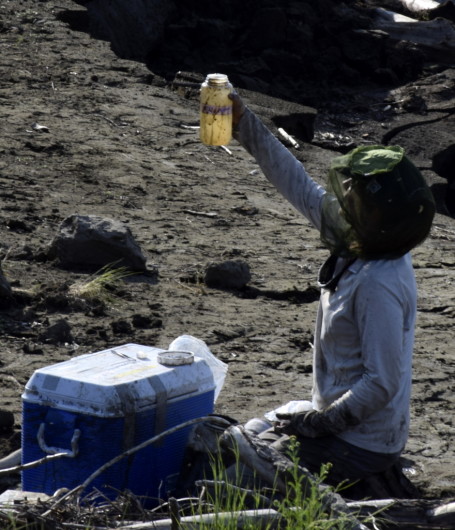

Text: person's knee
xmin=225 ymin=462 xmax=257 ymax=489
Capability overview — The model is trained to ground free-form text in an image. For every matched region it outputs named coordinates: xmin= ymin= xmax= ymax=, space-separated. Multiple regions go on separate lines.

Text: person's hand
xmin=229 ymin=91 xmax=246 ymax=129
xmin=276 ymin=403 xmax=360 ymax=438
xmin=275 ymin=409 xmax=323 ymax=438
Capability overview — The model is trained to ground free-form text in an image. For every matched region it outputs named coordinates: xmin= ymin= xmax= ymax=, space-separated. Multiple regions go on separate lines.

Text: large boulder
xmin=47 ymin=214 xmax=147 ymax=272
xmin=86 ymin=0 xmax=175 ymax=59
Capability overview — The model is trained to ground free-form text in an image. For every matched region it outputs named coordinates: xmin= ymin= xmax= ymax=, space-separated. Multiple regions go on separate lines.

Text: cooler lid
xmin=22 ymin=344 xmax=216 ymax=417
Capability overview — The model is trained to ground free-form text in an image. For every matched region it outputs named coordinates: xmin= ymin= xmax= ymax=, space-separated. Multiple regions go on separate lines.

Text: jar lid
xmin=206 ymin=73 xmax=229 ymax=86
xmin=157 ymin=350 xmax=195 ymax=366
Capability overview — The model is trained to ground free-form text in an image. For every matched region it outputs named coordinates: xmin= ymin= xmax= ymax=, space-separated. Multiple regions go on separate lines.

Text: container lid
xmin=206 ymin=73 xmax=229 ymax=86
xmin=157 ymin=350 xmax=194 ymax=366
xmin=22 ymin=344 xmax=215 ymax=417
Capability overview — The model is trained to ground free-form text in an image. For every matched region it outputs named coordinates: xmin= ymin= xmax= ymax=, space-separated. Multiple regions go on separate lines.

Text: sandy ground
xmin=0 ymin=0 xmax=454 ymax=501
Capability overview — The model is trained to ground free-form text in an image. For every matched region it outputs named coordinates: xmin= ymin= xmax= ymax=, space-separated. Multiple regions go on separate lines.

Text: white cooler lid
xmin=22 ymin=344 xmax=216 ymax=417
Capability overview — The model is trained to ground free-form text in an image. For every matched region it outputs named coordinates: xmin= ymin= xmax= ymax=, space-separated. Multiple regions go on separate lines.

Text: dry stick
xmin=0 ymin=451 xmax=71 ymax=476
xmin=117 ymin=509 xmax=284 ymax=529
xmin=182 ymin=209 xmax=218 ymax=218
xmin=168 ymin=497 xmax=180 ymax=530
xmin=220 ymin=145 xmax=232 ymax=155
xmin=195 ymin=478 xmax=274 ymax=508
xmin=277 ymin=127 xmax=300 ymax=149
xmin=41 ymin=416 xmax=231 ymax=518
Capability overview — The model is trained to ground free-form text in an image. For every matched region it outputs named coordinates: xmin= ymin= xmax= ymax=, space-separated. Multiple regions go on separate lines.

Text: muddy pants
xmin=228 ymin=426 xmax=401 ymax=494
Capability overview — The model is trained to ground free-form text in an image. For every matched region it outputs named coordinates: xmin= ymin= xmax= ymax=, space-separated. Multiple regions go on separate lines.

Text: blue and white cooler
xmin=21 ymin=344 xmax=215 ymax=503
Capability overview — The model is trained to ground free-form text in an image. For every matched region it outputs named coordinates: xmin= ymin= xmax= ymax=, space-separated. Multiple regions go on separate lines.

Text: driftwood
xmin=400 ymin=0 xmax=442 ymax=12
xmin=399 ymin=0 xmax=455 ymax=15
xmin=373 ymin=7 xmax=455 ymax=57
xmin=349 ymin=498 xmax=455 ymax=529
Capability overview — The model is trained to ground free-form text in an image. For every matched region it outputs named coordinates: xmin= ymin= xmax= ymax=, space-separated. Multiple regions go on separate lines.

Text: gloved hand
xmin=275 ymin=401 xmax=360 ymax=438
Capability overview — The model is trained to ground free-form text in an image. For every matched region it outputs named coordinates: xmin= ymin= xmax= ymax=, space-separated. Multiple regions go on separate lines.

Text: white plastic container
xmin=21 ymin=344 xmax=215 ymax=504
xmin=168 ymin=335 xmax=227 ymax=402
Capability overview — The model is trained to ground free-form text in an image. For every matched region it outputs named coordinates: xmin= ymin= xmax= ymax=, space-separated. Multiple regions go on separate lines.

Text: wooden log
xmin=373 ymin=7 xmax=455 ymax=57
xmin=427 ymin=500 xmax=455 ymax=526
xmin=400 ymin=0 xmax=449 ymax=13
xmin=346 ymin=498 xmax=455 ymax=529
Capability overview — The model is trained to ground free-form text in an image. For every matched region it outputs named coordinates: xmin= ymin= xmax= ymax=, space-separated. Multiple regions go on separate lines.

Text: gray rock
xmin=0 ymin=410 xmax=14 ymax=433
xmin=40 ymin=318 xmax=73 ymax=345
xmin=48 ymin=214 xmax=147 ymax=272
xmin=0 ymin=264 xmax=12 ymax=304
xmin=204 ymin=260 xmax=251 ymax=290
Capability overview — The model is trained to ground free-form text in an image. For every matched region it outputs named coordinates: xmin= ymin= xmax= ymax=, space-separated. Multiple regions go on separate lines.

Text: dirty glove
xmin=275 ymin=401 xmax=360 ymax=438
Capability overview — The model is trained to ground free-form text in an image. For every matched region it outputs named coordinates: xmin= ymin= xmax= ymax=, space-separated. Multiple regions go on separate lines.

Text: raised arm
xmin=231 ymin=93 xmax=325 ymax=232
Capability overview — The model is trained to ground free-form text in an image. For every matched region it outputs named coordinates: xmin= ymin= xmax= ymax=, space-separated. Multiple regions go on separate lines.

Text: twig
xmin=277 ymin=128 xmax=300 ymax=149
xmin=92 ymin=114 xmax=127 ymax=128
xmin=117 ymin=508 xmax=284 ymax=529
xmin=220 ymin=145 xmax=232 ymax=155
xmin=169 ymin=497 xmax=180 ymax=530
xmin=182 ymin=209 xmax=218 ymax=218
xmin=0 ymin=451 xmax=71 ymax=476
xmin=174 ymin=280 xmax=207 ymax=296
xmin=195 ymin=479 xmax=274 ymax=508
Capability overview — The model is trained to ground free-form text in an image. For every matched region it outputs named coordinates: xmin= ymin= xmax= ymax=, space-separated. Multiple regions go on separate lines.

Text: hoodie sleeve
xmin=235 ymin=108 xmax=325 ymax=232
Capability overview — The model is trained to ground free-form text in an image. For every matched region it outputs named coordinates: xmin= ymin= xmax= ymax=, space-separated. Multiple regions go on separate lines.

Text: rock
xmin=0 ymin=410 xmax=14 ymax=433
xmin=433 ymin=144 xmax=455 ymax=215
xmin=0 ymin=264 xmax=14 ymax=310
xmin=111 ymin=319 xmax=133 ymax=335
xmin=86 ymin=0 xmax=175 ymax=59
xmin=0 ymin=264 xmax=12 ymax=303
xmin=204 ymin=260 xmax=251 ymax=290
xmin=39 ymin=318 xmax=73 ymax=345
xmin=132 ymin=314 xmax=153 ymax=328
xmin=47 ymin=214 xmax=147 ymax=272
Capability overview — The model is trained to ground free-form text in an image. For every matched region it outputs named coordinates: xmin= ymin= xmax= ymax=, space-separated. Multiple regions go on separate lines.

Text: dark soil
xmin=0 ymin=0 xmax=454 ymax=501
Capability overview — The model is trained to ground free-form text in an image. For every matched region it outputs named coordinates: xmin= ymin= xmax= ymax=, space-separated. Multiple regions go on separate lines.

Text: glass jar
xmin=200 ymin=73 xmax=233 ymax=146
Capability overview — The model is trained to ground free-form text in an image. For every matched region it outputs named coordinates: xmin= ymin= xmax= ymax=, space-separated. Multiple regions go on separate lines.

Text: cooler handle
xmin=37 ymin=423 xmax=81 ymax=457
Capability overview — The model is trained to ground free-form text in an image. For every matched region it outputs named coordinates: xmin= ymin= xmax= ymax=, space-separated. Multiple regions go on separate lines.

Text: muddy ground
xmin=0 ymin=0 xmax=454 ymax=501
